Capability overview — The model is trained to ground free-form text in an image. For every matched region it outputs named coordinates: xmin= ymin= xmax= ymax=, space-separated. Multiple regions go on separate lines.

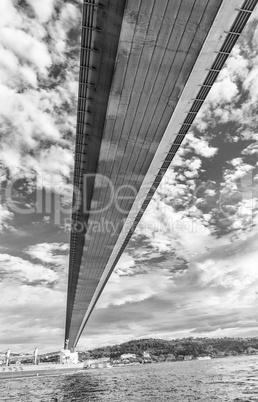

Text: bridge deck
xmin=65 ymin=0 xmax=257 ymax=348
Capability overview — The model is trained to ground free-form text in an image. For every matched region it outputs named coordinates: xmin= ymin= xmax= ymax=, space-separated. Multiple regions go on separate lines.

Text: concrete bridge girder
xmin=65 ymin=0 xmax=257 ymax=348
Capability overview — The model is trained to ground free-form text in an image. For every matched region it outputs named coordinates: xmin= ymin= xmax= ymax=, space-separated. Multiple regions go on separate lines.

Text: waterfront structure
xmin=65 ymin=0 xmax=258 ymax=349
xmin=120 ymin=353 xmax=137 ymax=360
xmin=184 ymin=355 xmax=193 ymax=361
xmin=197 ymin=356 xmax=212 ymax=360
xmin=83 ymin=357 xmax=111 ymax=369
xmin=5 ymin=349 xmax=10 ymax=366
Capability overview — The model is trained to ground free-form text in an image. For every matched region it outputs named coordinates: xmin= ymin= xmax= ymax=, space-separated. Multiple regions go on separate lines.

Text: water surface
xmin=1 ymin=355 xmax=258 ymax=401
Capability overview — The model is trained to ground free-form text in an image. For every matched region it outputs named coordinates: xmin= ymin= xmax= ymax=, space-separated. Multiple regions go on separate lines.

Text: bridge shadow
xmin=55 ymin=372 xmax=109 ymax=401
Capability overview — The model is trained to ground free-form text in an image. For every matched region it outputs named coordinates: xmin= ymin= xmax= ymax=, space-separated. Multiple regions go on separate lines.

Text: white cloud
xmin=226 ymin=46 xmax=249 ymax=81
xmin=0 ymin=0 xmax=21 ymax=28
xmin=224 ymin=161 xmax=254 ymax=182
xmin=0 ymin=45 xmax=19 ymax=72
xmin=114 ymin=252 xmax=136 ymax=276
xmin=193 ymin=28 xmax=258 ymax=130
xmin=242 ymin=142 xmax=258 ymax=155
xmin=1 ymin=27 xmax=52 ymax=75
xmin=81 ymin=231 xmax=258 ymax=348
xmin=0 ymin=204 xmax=13 ymax=231
xmin=59 ymin=3 xmax=80 ymax=30
xmin=0 ymin=1 xmax=79 ymax=200
xmin=26 ymin=0 xmax=56 ymax=23
xmin=196 ymin=236 xmax=258 ymax=308
xmin=25 ymin=242 xmax=68 ymax=267
xmin=1 ymin=0 xmax=258 ymax=353
xmin=183 ymin=133 xmax=218 ymax=158
xmin=208 ymin=72 xmax=238 ymax=106
xmin=0 ymin=281 xmax=66 ymax=352
xmin=0 ymin=254 xmax=58 ymax=283
xmin=97 ymin=270 xmax=171 ymax=309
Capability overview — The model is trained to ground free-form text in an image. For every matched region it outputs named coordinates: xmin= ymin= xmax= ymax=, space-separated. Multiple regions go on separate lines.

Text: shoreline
xmin=1 ymin=353 xmax=256 ymax=380
xmin=0 ymin=363 xmax=84 ymax=380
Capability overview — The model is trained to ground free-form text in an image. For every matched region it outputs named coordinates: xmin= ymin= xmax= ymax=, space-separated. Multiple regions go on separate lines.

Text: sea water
xmin=1 ymin=355 xmax=258 ymax=401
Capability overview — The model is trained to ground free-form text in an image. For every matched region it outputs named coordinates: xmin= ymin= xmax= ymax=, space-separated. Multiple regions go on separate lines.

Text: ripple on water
xmin=0 ymin=355 xmax=258 ymax=402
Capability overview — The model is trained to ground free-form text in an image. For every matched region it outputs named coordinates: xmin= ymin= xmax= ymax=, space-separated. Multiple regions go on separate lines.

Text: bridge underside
xmin=65 ymin=0 xmax=257 ymax=348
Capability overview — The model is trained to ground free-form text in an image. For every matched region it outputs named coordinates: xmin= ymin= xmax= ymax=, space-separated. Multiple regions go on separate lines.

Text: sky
xmin=0 ymin=0 xmax=258 ymax=354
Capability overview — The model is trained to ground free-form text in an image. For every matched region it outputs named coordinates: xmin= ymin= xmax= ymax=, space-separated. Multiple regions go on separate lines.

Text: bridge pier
xmin=60 ymin=342 xmax=78 ymax=365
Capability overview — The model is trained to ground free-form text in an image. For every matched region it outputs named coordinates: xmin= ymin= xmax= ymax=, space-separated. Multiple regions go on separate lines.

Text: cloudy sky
xmin=0 ymin=0 xmax=258 ymax=354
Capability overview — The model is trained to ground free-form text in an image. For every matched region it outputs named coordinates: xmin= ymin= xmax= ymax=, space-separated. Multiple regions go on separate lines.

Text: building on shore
xmin=184 ymin=356 xmax=193 ymax=361
xmin=120 ymin=353 xmax=136 ymax=360
xmin=83 ymin=358 xmax=111 ymax=369
xmin=197 ymin=356 xmax=211 ymax=360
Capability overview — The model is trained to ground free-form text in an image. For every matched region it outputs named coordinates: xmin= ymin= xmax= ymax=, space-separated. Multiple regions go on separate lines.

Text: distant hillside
xmin=15 ymin=337 xmax=257 ymax=364
xmin=78 ymin=337 xmax=258 ymax=362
